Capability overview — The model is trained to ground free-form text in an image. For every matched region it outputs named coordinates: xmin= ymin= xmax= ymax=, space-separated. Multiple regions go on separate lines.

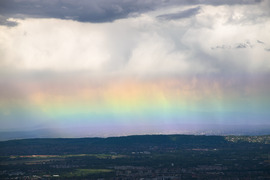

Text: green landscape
xmin=0 ymin=135 xmax=269 ymax=179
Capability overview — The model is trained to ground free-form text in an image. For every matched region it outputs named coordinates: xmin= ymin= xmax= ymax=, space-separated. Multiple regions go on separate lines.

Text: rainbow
xmin=1 ymin=76 xmax=269 ymax=131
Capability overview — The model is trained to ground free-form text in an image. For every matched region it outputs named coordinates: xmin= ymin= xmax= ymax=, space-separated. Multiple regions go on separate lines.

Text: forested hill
xmin=0 ymin=135 xmax=269 ymax=156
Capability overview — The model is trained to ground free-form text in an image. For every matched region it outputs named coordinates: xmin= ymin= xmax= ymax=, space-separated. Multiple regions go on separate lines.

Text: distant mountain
xmin=0 ymin=129 xmax=63 ymax=141
xmin=1 ymin=124 xmax=270 ymax=141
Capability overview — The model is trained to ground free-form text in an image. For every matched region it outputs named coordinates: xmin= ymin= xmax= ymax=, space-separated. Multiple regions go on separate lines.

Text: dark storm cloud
xmin=235 ymin=42 xmax=252 ymax=49
xmin=157 ymin=7 xmax=201 ymax=20
xmin=211 ymin=41 xmax=256 ymax=50
xmin=0 ymin=15 xmax=18 ymax=27
xmin=0 ymin=0 xmax=263 ymax=26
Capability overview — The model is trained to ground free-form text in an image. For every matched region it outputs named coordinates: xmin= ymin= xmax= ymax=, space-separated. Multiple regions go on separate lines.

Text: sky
xmin=0 ymin=0 xmax=270 ymax=136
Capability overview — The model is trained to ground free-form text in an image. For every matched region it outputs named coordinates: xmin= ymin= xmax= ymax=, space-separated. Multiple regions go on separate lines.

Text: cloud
xmin=211 ymin=40 xmax=270 ymax=53
xmin=211 ymin=41 xmax=253 ymax=49
xmin=235 ymin=42 xmax=252 ymax=48
xmin=0 ymin=16 xmax=18 ymax=27
xmin=1 ymin=1 xmax=270 ymax=76
xmin=157 ymin=7 xmax=201 ymax=20
xmin=0 ymin=0 xmax=264 ymax=26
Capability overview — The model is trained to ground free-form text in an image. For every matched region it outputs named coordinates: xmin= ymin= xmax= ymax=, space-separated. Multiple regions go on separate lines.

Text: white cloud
xmin=0 ymin=3 xmax=270 ymax=76
xmin=0 ymin=19 xmax=111 ymax=71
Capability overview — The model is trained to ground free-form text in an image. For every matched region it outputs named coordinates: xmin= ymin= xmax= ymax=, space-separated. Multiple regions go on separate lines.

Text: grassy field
xmin=64 ymin=169 xmax=114 ymax=178
xmin=0 ymin=153 xmax=127 ymax=166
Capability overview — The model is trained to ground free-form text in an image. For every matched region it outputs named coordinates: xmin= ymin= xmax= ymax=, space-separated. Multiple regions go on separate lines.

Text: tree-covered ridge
xmin=0 ymin=135 xmax=269 ymax=156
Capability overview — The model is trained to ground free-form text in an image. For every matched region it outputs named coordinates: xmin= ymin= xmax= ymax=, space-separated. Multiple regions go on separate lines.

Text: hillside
xmin=0 ymin=134 xmax=269 ymax=156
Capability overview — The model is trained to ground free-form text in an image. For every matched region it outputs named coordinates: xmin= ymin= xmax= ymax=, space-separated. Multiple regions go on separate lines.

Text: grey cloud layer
xmin=0 ymin=0 xmax=263 ymax=26
xmin=157 ymin=7 xmax=201 ymax=20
